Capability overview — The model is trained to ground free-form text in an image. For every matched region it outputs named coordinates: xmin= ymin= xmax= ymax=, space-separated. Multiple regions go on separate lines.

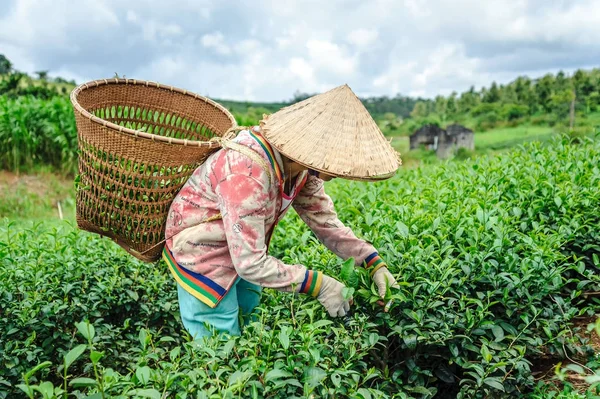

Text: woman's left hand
xmin=372 ymin=267 xmax=399 ymax=311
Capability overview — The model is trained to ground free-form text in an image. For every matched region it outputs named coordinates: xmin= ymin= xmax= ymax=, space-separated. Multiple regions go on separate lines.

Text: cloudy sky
xmin=1 ymin=0 xmax=598 ymax=102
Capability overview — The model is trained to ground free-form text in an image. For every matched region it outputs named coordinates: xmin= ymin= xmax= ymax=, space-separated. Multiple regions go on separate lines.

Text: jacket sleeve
xmin=292 ymin=175 xmax=382 ymax=268
xmin=216 ymin=173 xmax=322 ymax=295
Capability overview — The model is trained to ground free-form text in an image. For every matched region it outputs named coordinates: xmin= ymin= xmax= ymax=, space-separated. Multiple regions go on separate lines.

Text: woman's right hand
xmin=316 ymin=275 xmax=352 ymax=317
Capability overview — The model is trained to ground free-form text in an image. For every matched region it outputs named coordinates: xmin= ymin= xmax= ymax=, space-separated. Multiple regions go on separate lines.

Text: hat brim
xmin=270 ymin=141 xmax=400 ymax=182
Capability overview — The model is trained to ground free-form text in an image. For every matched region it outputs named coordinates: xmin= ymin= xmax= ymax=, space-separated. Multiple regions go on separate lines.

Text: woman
xmin=163 ymin=84 xmax=400 ymax=338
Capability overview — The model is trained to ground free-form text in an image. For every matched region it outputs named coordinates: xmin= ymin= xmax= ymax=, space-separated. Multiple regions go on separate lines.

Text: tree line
xmin=2 ymin=53 xmax=599 ymax=135
xmin=0 ymin=54 xmax=76 ymax=99
xmin=406 ymin=69 xmax=600 ymax=133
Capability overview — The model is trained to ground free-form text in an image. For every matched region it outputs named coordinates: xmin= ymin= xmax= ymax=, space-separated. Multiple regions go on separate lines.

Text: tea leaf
xmin=483 ymin=377 xmax=505 ymax=391
xmin=69 ymin=378 xmax=97 ymax=387
xmin=356 ymin=388 xmax=372 ymax=399
xmin=265 ymin=369 xmax=292 ymax=382
xmin=491 ymin=325 xmax=504 ymax=342
xmin=35 ymin=381 xmax=54 ymax=398
xmin=278 ymin=328 xmax=289 ymax=350
xmin=132 ymin=388 xmax=161 ymax=399
xmin=75 ymin=321 xmax=95 ymax=341
xmin=342 ymin=287 xmax=355 ymax=300
xmin=340 ymin=258 xmax=358 ymax=288
xmin=136 ymin=366 xmax=151 ymax=384
xmin=64 ymin=344 xmax=86 ymax=371
xmin=303 ymin=367 xmax=327 ymax=389
xmin=24 ymin=361 xmax=52 ymax=380
xmin=90 ymin=351 xmax=103 ymax=364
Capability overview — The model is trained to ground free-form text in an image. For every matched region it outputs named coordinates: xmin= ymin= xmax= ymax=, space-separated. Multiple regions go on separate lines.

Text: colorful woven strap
xmin=299 ymin=270 xmax=323 ymax=297
xmin=363 ymin=252 xmax=387 ymax=277
xmin=248 ymin=130 xmax=283 ymax=185
xmin=162 ymin=246 xmax=227 ymax=308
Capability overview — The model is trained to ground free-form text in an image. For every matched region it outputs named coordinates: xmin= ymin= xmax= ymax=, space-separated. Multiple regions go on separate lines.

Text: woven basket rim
xmin=70 ymin=78 xmax=237 ymax=148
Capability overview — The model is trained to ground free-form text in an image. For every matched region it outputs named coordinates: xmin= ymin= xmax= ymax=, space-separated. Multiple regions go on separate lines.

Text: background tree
xmin=457 ymin=86 xmax=478 ymax=113
xmin=434 ymin=95 xmax=447 ymax=121
xmin=410 ymin=101 xmax=428 ymax=118
xmin=483 ymin=82 xmax=500 ymax=103
xmin=35 ymin=70 xmax=49 ymax=83
xmin=550 ymin=89 xmax=575 ymax=121
xmin=0 ymin=54 xmax=12 ymax=75
xmin=534 ymin=74 xmax=554 ymax=113
xmin=446 ymin=92 xmax=458 ymax=117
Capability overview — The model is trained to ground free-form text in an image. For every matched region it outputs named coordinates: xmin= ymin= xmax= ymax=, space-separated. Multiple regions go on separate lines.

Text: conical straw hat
xmin=259 ymin=84 xmax=401 ymax=181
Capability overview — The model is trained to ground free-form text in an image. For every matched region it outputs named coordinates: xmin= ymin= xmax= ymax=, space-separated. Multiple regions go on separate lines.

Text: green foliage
xmin=233 ymin=106 xmax=273 ymax=127
xmin=500 ymin=104 xmax=529 ymax=121
xmin=353 ymin=94 xmax=422 ymax=119
xmin=0 ymin=71 xmax=61 ymax=99
xmin=410 ymin=101 xmax=428 ymax=119
xmin=0 ymin=95 xmax=78 ymax=174
xmin=1 ymin=136 xmax=600 ymax=398
xmin=215 ymin=100 xmax=284 ymax=116
xmin=470 ymin=103 xmax=498 ymax=118
xmin=454 ymin=147 xmax=475 ymax=160
xmin=395 ymin=115 xmax=443 ymax=136
xmin=0 ymin=54 xmax=12 ymax=75
xmin=407 ymin=68 xmax=600 ymax=133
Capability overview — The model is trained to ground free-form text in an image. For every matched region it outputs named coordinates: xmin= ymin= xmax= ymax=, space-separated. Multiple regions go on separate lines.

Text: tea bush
xmin=1 ymin=135 xmax=599 ymax=398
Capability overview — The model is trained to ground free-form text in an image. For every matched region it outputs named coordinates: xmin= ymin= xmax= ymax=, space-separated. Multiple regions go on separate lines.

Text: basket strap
xmin=216 ymin=138 xmax=273 ymax=185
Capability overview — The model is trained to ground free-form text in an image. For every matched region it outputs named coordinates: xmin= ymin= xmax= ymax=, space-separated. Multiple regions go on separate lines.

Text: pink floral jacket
xmin=163 ymin=128 xmax=384 ymax=308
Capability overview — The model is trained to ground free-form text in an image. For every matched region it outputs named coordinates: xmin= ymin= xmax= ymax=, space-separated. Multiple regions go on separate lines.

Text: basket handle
xmin=223 ymin=126 xmax=248 ymax=139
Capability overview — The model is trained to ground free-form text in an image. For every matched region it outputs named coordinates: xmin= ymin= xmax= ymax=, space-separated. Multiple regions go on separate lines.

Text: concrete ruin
xmin=409 ymin=124 xmax=474 ymax=159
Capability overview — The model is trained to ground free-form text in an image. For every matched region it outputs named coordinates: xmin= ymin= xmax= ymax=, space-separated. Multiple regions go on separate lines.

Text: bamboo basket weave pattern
xmin=70 ymin=79 xmax=236 ymax=262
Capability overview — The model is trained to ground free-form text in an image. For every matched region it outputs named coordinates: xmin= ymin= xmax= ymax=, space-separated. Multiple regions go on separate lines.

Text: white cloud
xmin=124 ymin=10 xmax=182 ymax=43
xmin=234 ymin=39 xmax=261 ymax=55
xmin=139 ymin=21 xmax=182 ymax=42
xmin=373 ymin=62 xmax=418 ymax=92
xmin=126 ymin=10 xmax=138 ymax=23
xmin=276 ymin=37 xmax=292 ymax=49
xmin=347 ymin=28 xmax=379 ymax=49
xmin=402 ymin=0 xmax=432 ymax=17
xmin=289 ymin=58 xmax=315 ymax=82
xmin=201 ymin=31 xmax=231 ymax=55
xmin=0 ymin=0 xmax=598 ymax=101
xmin=413 ymin=43 xmax=480 ymax=88
xmin=306 ymin=40 xmax=357 ymax=77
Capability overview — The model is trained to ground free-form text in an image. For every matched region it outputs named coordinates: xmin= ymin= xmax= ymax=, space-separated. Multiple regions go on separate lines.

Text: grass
xmin=474 ymin=125 xmax=556 ymax=150
xmin=0 ymin=169 xmax=75 ymax=220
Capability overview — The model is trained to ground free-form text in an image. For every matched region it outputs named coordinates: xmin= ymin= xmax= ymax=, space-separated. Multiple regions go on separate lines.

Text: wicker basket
xmin=70 ymin=78 xmax=237 ymax=262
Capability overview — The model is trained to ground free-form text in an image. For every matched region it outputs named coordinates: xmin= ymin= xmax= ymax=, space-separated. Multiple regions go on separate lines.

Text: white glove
xmin=317 ymin=275 xmax=352 ymax=317
xmin=372 ymin=267 xmax=400 ymax=298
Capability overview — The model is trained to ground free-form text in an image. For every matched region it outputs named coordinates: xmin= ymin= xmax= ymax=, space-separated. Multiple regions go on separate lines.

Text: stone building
xmin=409 ymin=124 xmax=474 ymax=159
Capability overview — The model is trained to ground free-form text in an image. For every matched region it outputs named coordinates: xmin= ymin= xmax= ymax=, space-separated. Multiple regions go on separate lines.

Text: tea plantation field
xmin=1 ymin=135 xmax=600 ymax=398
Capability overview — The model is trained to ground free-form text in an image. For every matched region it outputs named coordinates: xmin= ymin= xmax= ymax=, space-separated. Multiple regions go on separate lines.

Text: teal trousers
xmin=176 ymin=278 xmax=261 ymax=339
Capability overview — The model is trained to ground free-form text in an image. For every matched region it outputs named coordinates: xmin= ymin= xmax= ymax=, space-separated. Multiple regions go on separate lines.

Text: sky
xmin=0 ymin=0 xmax=599 ymax=102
